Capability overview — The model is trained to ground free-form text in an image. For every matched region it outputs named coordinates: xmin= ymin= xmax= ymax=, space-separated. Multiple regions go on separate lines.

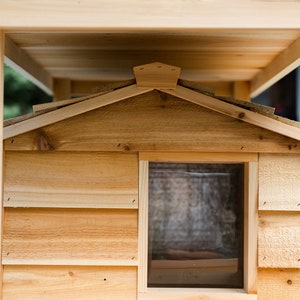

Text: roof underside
xmin=1 ymin=1 xmax=300 ymax=105
xmin=5 ymin=29 xmax=300 ymax=98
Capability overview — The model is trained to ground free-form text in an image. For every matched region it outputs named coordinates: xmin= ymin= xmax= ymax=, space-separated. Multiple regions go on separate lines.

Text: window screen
xmin=148 ymin=162 xmax=244 ymax=288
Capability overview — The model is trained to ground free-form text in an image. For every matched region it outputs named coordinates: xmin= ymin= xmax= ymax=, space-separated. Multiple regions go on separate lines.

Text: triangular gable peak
xmin=3 ymin=62 xmax=300 ymax=141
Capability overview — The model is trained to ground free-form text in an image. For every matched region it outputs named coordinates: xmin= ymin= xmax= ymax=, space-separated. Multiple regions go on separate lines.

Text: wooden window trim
xmin=138 ymin=152 xmax=258 ymax=299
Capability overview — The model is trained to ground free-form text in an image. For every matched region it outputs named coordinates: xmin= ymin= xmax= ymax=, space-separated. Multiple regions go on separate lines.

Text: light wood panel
xmin=3 ymin=208 xmax=138 ymax=265
xmin=139 ymin=289 xmax=257 ymax=300
xmin=138 ymin=161 xmax=148 ymax=293
xmin=3 ymin=265 xmax=136 ymax=300
xmin=139 ymin=152 xmax=258 ymax=163
xmin=258 ymin=212 xmax=300 ymax=268
xmin=4 ymin=91 xmax=300 ymax=153
xmin=8 ymin=31 xmax=299 ymax=51
xmin=258 ymin=269 xmax=300 ymax=300
xmin=4 ymin=151 xmax=138 ymax=209
xmin=162 ymin=85 xmax=300 ymax=141
xmin=259 ymin=154 xmax=300 ymax=211
xmin=244 ymin=162 xmax=258 ymax=294
xmin=3 ymin=84 xmax=152 ymax=139
xmin=134 ymin=62 xmax=180 ymax=89
xmin=1 ymin=1 xmax=300 ymax=29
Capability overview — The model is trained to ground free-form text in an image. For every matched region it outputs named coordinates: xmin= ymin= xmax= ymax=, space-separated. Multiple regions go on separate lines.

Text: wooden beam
xmin=53 ymin=78 xmax=71 ymax=101
xmin=161 ymin=85 xmax=300 ymax=141
xmin=0 ymin=30 xmax=4 ymax=299
xmin=0 ymin=1 xmax=300 ymax=29
xmin=3 ymin=84 xmax=153 ymax=139
xmin=251 ymin=36 xmax=300 ymax=97
xmin=233 ymin=81 xmax=250 ymax=101
xmin=4 ymin=36 xmax=53 ymax=95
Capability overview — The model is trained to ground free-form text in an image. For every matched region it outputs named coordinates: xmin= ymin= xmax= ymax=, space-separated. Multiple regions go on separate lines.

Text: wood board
xmin=3 ymin=208 xmax=138 ymax=265
xmin=259 ymin=154 xmax=300 ymax=211
xmin=258 ymin=268 xmax=300 ymax=300
xmin=258 ymin=212 xmax=300 ymax=268
xmin=4 ymin=92 xmax=300 ymax=153
xmin=4 ymin=151 xmax=138 ymax=209
xmin=3 ymin=265 xmax=136 ymax=300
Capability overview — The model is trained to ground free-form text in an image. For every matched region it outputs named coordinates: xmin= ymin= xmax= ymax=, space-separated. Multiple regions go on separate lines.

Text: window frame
xmin=138 ymin=152 xmax=258 ymax=299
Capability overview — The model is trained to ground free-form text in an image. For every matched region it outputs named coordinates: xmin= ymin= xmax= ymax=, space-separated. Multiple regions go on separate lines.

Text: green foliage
xmin=4 ymin=65 xmax=52 ymax=119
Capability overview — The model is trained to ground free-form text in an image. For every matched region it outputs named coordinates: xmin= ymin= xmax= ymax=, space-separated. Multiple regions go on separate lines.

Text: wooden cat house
xmin=2 ymin=63 xmax=300 ymax=299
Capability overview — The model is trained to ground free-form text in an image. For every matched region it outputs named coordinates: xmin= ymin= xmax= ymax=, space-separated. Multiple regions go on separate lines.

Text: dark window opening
xmin=148 ymin=162 xmax=244 ymax=288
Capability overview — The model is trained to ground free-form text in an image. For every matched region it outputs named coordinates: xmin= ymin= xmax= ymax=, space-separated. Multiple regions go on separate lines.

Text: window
xmin=148 ymin=162 xmax=244 ymax=288
xmin=138 ymin=153 xmax=258 ymax=298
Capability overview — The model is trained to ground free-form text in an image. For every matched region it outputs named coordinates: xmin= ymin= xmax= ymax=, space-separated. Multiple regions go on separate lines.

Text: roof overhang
xmin=1 ymin=1 xmax=300 ymax=99
xmin=4 ymin=63 xmax=300 ymax=141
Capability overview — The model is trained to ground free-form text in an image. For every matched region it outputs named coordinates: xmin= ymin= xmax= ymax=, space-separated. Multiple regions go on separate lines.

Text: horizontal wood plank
xmin=3 ymin=265 xmax=136 ymax=300
xmin=4 ymin=91 xmax=300 ymax=153
xmin=3 ymin=208 xmax=138 ymax=265
xmin=1 ymin=1 xmax=300 ymax=29
xmin=139 ymin=289 xmax=257 ymax=300
xmin=139 ymin=152 xmax=258 ymax=162
xmin=4 ymin=151 xmax=138 ymax=208
xmin=259 ymin=154 xmax=300 ymax=211
xmin=258 ymin=269 xmax=300 ymax=300
xmin=258 ymin=212 xmax=300 ymax=268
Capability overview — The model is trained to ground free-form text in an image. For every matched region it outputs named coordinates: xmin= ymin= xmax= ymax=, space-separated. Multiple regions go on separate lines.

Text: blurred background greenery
xmin=4 ymin=65 xmax=51 ymax=120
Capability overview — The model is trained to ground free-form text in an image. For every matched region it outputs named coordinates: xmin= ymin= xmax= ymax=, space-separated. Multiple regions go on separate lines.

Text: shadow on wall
xmin=252 ymin=69 xmax=298 ymax=121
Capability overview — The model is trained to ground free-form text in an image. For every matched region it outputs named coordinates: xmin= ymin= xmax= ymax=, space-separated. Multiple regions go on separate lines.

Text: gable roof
xmin=4 ymin=63 xmax=300 ymax=141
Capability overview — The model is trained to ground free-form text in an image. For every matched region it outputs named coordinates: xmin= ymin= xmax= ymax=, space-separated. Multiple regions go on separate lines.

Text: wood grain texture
xmin=258 ymin=212 xmax=300 ymax=268
xmin=3 ymin=265 xmax=136 ymax=300
xmin=258 ymin=269 xmax=300 ymax=300
xmin=4 ymin=151 xmax=138 ymax=209
xmin=3 ymin=84 xmax=152 ymax=139
xmin=134 ymin=62 xmax=180 ymax=88
xmin=162 ymin=86 xmax=300 ymax=141
xmin=139 ymin=152 xmax=258 ymax=162
xmin=244 ymin=162 xmax=258 ymax=293
xmin=138 ymin=161 xmax=148 ymax=293
xmin=4 ymin=91 xmax=300 ymax=153
xmin=139 ymin=289 xmax=257 ymax=300
xmin=259 ymin=154 xmax=300 ymax=211
xmin=3 ymin=208 xmax=138 ymax=265
xmin=1 ymin=2 xmax=300 ymax=30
